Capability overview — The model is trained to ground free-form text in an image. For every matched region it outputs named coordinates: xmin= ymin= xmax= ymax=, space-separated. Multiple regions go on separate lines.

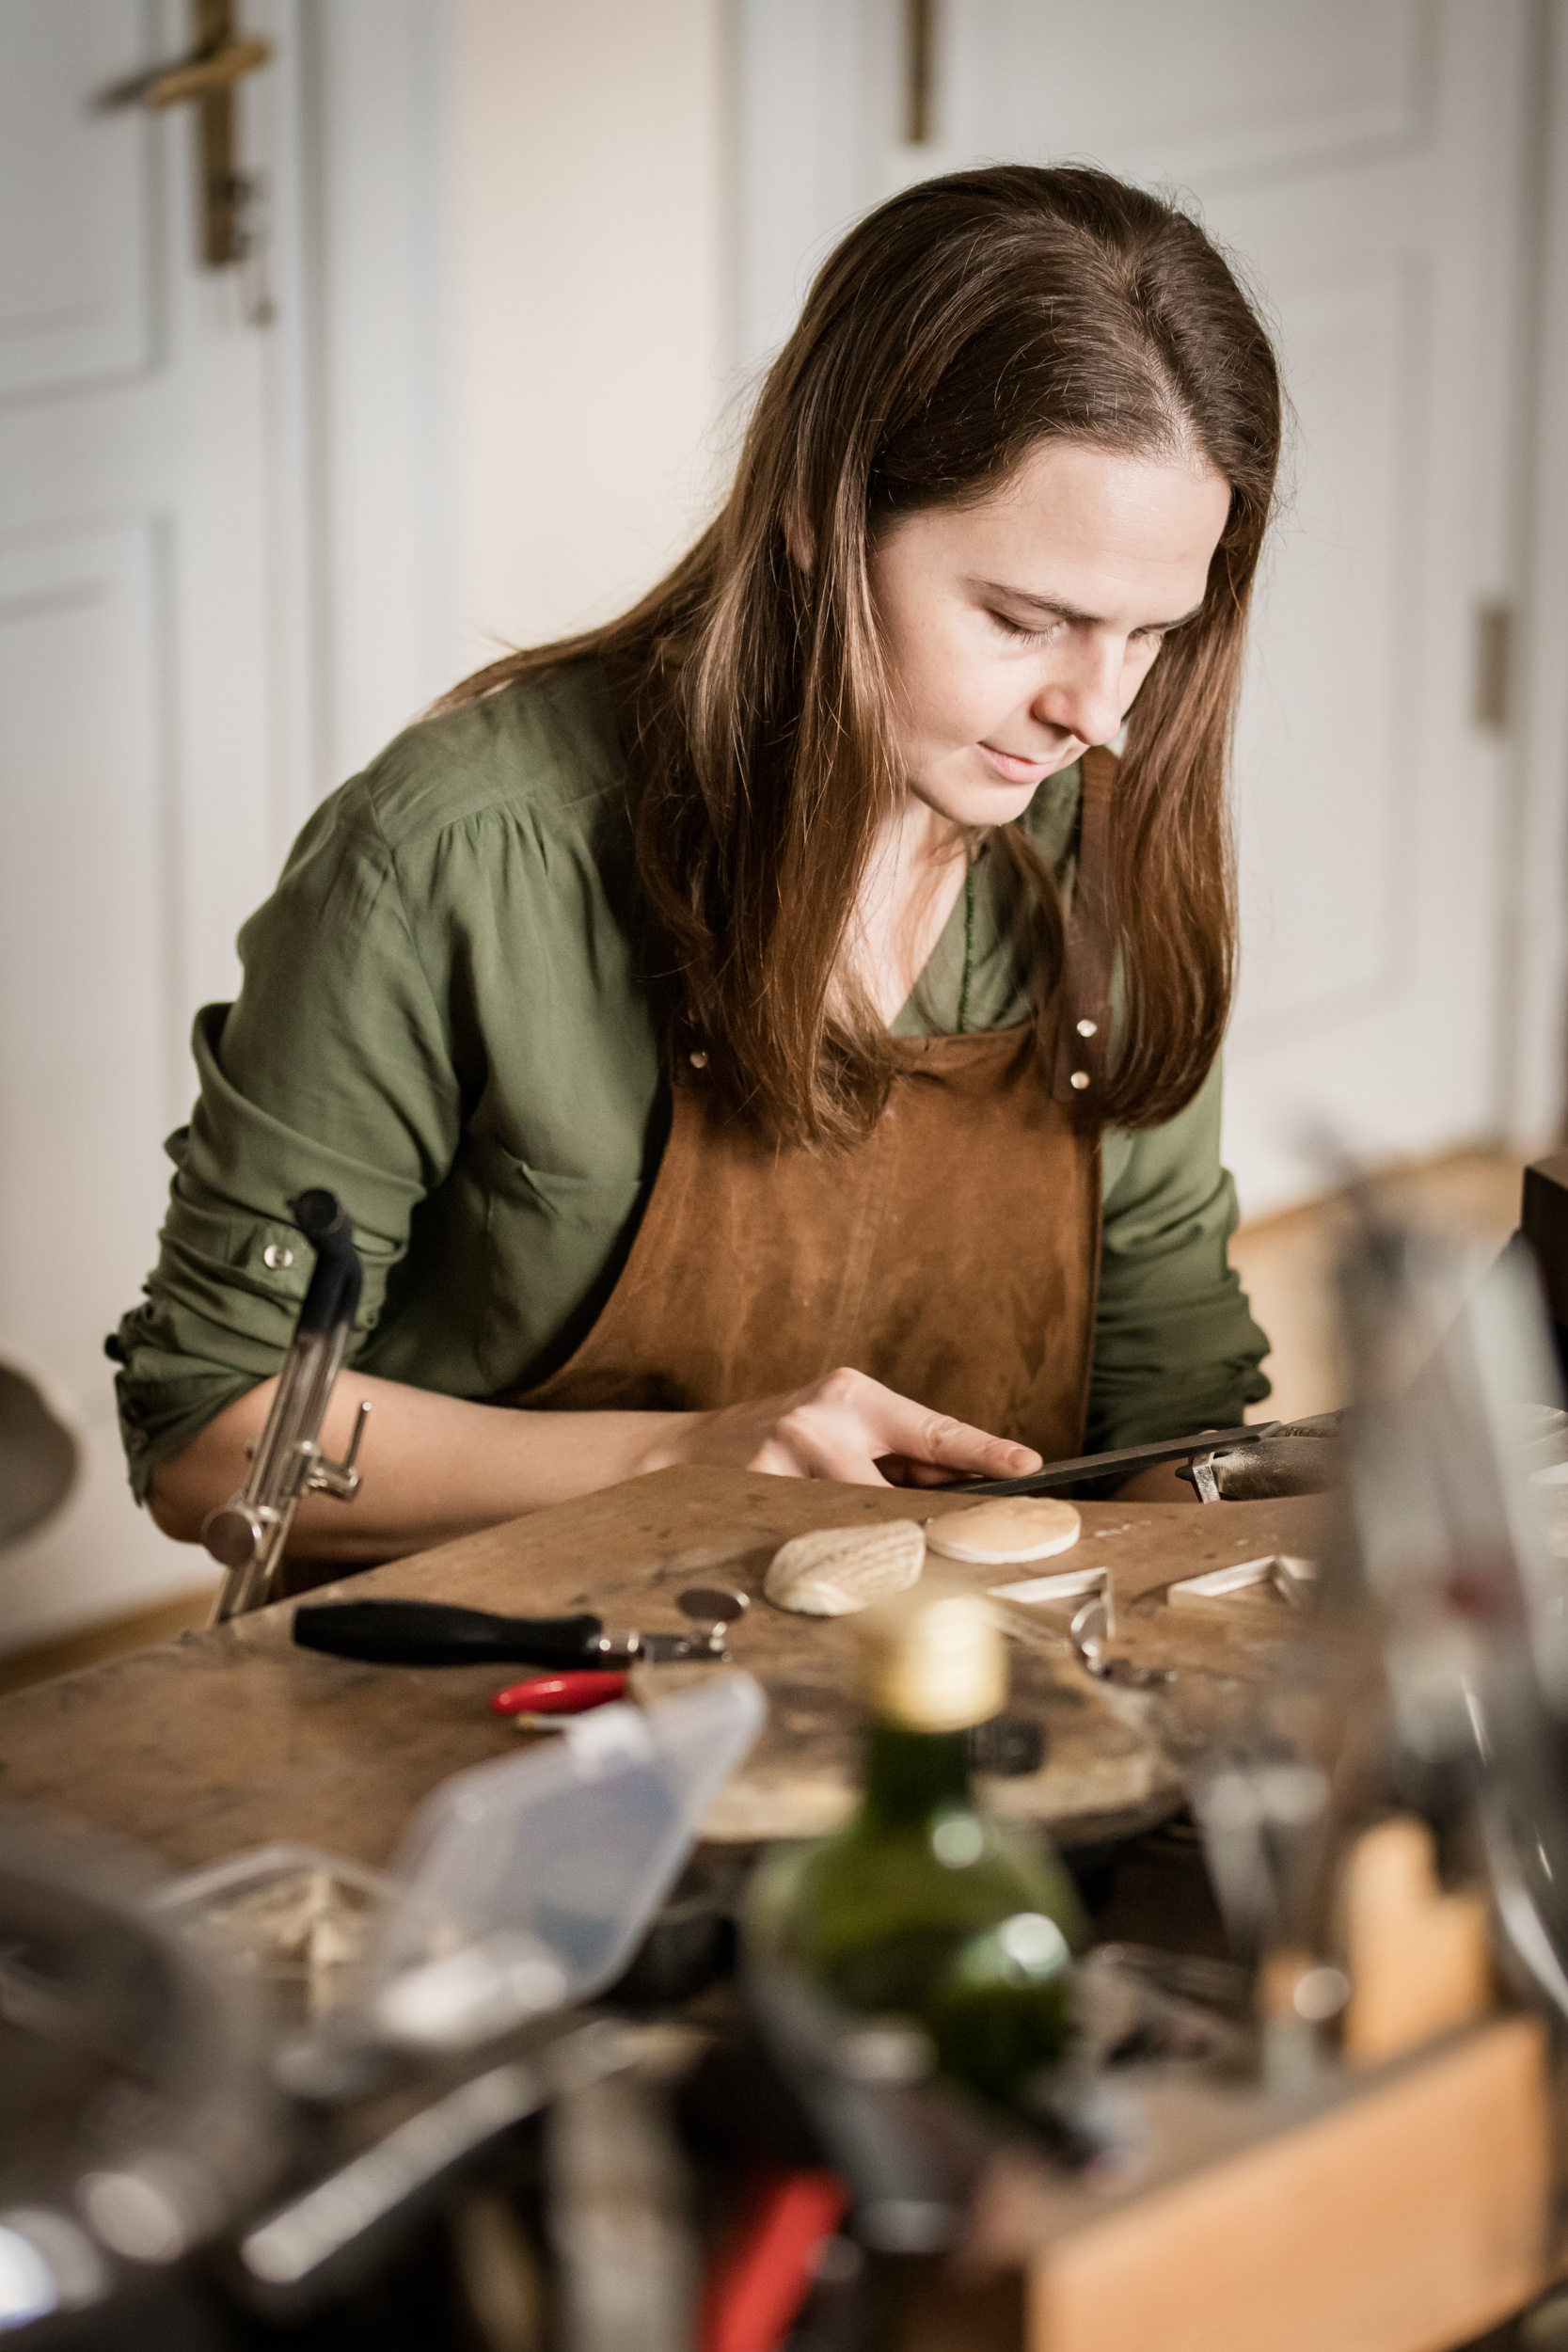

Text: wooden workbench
xmin=0 ymin=1467 xmax=1324 ymax=1871
xmin=0 ymin=1469 xmax=1550 ymax=2352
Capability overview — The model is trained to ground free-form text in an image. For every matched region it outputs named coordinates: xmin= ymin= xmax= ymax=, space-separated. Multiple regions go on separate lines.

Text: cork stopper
xmin=856 ymin=1583 xmax=1007 ymax=1733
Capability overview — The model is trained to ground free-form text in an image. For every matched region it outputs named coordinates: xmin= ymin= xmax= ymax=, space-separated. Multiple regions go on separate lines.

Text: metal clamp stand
xmin=203 ymin=1189 xmax=368 ymax=1624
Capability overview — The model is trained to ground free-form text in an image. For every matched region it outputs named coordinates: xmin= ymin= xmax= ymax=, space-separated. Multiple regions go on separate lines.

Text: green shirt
xmin=109 ymin=659 xmax=1269 ymax=1498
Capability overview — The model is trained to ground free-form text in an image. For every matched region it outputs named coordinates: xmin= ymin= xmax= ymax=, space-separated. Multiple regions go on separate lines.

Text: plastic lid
xmin=362 ymin=1671 xmax=765 ymax=2047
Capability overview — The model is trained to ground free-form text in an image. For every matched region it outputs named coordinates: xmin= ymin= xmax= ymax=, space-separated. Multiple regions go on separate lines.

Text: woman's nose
xmin=1032 ymin=637 xmax=1125 ymax=748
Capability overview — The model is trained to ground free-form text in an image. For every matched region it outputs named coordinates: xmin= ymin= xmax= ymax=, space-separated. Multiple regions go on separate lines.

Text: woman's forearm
xmin=146 ymin=1373 xmax=690 ymax=1561
xmin=146 ymin=1362 xmax=1042 ymax=1562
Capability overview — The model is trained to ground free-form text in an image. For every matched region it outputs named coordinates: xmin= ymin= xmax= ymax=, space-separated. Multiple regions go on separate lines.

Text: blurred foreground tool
xmin=1220 ymin=1191 xmax=1568 ymax=2031
xmin=0 ymin=1678 xmax=764 ymax=2337
xmin=698 ymin=2169 xmax=850 ymax=2352
xmin=0 ymin=1355 xmax=77 ymax=1547
xmin=547 ymin=2068 xmax=698 ymax=2352
xmin=0 ymin=1806 xmax=281 ymax=2337
xmin=1338 ymin=1816 xmax=1492 ymax=2067
xmin=1523 ymin=1147 xmax=1568 ymax=1388
xmin=1001 ymin=1190 xmax=1560 ymax=2351
xmin=1328 ymin=1201 xmax=1568 ymax=1857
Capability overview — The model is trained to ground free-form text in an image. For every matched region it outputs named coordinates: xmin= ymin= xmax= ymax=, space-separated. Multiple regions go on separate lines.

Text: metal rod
xmin=204 ymin=1192 xmax=366 ymax=1624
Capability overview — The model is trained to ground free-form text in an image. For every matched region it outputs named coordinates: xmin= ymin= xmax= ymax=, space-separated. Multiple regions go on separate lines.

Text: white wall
xmin=304 ymin=0 xmax=465 ymax=803
xmin=448 ymin=0 xmax=733 ymax=665
xmin=304 ymin=0 xmax=733 ymax=791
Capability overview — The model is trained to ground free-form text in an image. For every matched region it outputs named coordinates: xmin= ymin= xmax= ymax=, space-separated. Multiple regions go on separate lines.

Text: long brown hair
xmin=437 ymin=165 xmax=1281 ymax=1141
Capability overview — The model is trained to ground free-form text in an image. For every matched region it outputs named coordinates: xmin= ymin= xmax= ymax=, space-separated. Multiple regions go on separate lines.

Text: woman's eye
xmin=990 ymin=612 xmax=1056 ymax=646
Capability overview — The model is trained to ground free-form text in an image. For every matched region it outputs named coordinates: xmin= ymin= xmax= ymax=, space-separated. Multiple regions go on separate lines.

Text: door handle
xmin=96 ymin=5 xmax=274 ymax=270
xmin=138 ymin=40 xmax=273 ymax=112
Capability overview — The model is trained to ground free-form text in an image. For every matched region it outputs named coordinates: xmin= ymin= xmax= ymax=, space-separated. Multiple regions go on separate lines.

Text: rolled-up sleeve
xmin=107 ymin=785 xmax=462 ymax=1499
xmin=1086 ymin=1056 xmax=1271 ymax=1454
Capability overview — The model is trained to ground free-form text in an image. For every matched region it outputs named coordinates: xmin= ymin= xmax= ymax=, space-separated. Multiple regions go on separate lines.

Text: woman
xmin=114 ymin=164 xmax=1275 ymax=1565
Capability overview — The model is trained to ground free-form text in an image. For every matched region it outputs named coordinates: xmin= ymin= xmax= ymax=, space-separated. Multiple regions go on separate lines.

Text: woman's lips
xmin=976 ymin=740 xmax=1055 ymax=785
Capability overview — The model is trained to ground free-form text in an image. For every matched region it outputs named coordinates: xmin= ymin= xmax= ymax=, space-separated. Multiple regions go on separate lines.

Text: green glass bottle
xmin=749 ymin=1585 xmax=1085 ymax=2109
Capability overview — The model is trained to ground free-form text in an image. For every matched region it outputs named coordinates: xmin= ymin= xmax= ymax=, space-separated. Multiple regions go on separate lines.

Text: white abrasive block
xmin=926 ymin=1496 xmax=1082 ymax=1566
xmin=764 ymin=1518 xmax=926 ymax=1616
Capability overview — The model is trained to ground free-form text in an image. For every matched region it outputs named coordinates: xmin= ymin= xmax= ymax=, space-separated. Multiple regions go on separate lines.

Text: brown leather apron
xmin=514 ymin=747 xmax=1118 ymax=1459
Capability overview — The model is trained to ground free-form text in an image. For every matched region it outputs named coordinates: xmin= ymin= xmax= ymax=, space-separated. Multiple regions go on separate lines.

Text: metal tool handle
xmin=293 ymin=1598 xmax=609 ymax=1672
xmin=1174 ymin=1413 xmax=1344 ymax=1502
xmin=204 ymin=1191 xmax=367 ymax=1625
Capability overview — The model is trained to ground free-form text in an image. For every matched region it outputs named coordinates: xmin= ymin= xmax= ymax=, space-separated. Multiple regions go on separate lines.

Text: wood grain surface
xmin=1020 ymin=2016 xmax=1549 ymax=2352
xmin=0 ymin=1469 xmax=1327 ymax=1871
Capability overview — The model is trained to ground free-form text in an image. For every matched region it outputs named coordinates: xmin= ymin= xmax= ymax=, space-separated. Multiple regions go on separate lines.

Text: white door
xmin=737 ymin=0 xmax=1537 ymax=1215
xmin=0 ymin=0 xmax=314 ymax=1649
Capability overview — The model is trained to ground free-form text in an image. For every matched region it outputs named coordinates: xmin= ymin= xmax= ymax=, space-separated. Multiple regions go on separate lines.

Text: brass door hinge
xmin=905 ymin=0 xmax=936 ymax=145
xmin=1474 ymin=600 xmax=1513 ymax=732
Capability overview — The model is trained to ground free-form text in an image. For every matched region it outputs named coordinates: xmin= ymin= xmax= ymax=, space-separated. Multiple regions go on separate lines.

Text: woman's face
xmin=869 ymin=438 xmax=1232 ymax=827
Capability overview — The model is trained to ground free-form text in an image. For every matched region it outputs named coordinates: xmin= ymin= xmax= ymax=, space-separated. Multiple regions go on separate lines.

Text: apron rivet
xmin=1075 ymin=1017 xmax=1098 ymax=1038
xmin=1069 ymin=1070 xmax=1091 ymax=1090
xmin=689 ymin=1049 xmax=708 ymax=1069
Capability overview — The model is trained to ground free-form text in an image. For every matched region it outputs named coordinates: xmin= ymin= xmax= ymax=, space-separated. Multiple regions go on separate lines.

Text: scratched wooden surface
xmin=0 ymin=1469 xmax=1327 ymax=1870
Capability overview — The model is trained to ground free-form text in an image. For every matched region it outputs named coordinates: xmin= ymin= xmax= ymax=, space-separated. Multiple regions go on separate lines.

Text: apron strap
xmin=1051 ymin=743 xmax=1119 ymax=1109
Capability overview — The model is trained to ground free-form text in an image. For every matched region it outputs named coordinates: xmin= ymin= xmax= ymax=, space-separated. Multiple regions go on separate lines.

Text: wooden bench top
xmin=0 ymin=1468 xmax=1324 ymax=1870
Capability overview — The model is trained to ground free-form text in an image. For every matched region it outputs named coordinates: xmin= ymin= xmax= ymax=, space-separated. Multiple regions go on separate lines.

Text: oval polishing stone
xmin=764 ymin=1518 xmax=926 ymax=1616
xmin=926 ymin=1496 xmax=1081 ymax=1565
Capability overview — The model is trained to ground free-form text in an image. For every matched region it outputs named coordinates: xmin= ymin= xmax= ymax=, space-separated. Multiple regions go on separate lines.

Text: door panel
xmin=736 ymin=0 xmax=1530 ymax=1214
xmin=0 ymin=521 xmax=172 ymax=1371
xmin=972 ymin=0 xmax=1429 ymax=187
xmin=0 ymin=0 xmax=159 ymax=400
xmin=0 ymin=1 xmax=309 ymax=1650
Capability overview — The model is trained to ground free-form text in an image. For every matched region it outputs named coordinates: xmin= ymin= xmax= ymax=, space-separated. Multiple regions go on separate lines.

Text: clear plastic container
xmin=362 ymin=1671 xmax=766 ymax=2049
xmin=147 ymin=1844 xmax=392 ymax=2025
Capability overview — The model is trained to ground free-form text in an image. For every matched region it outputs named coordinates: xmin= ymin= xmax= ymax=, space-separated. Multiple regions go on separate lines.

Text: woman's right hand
xmin=638 ymin=1364 xmax=1041 ymax=1489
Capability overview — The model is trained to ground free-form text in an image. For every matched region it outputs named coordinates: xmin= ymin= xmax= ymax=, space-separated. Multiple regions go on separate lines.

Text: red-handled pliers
xmin=489 ymin=1669 xmax=629 ymax=1725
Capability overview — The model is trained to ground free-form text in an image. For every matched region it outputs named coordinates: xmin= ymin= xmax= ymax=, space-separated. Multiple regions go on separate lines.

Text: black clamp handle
xmin=293 ymin=1597 xmax=609 ymax=1672
xmin=290 ymin=1188 xmax=362 ymax=1337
